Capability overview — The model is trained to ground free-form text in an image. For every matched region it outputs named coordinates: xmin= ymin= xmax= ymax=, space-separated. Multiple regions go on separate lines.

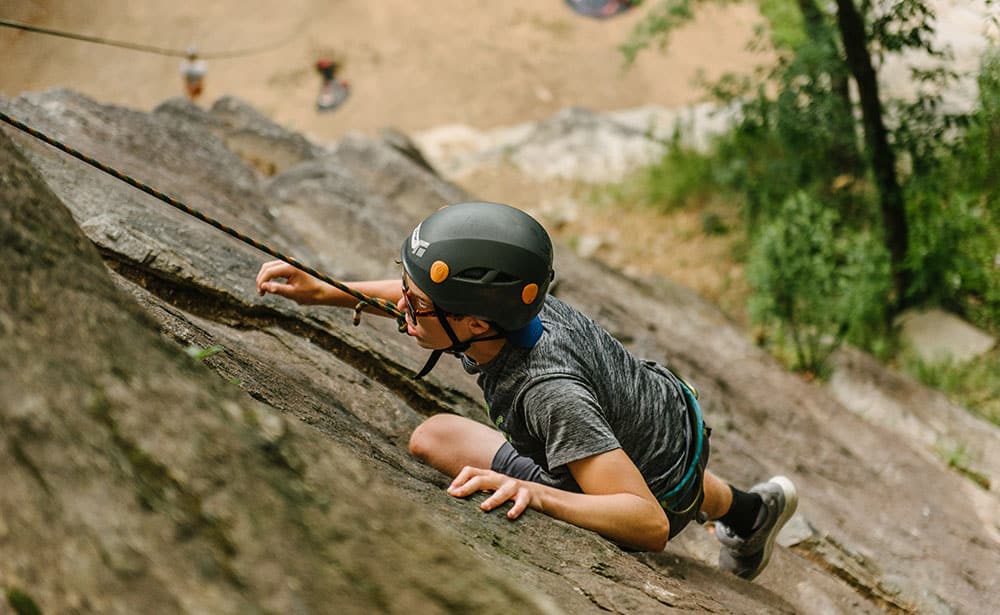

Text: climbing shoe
xmin=716 ymin=475 xmax=798 ymax=580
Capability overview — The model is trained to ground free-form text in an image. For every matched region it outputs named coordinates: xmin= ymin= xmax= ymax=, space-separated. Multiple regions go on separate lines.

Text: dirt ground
xmin=1 ymin=0 xmax=763 ymax=139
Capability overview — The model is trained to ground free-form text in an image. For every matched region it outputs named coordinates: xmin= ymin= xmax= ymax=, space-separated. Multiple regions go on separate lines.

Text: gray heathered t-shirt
xmin=462 ymin=295 xmax=694 ymax=498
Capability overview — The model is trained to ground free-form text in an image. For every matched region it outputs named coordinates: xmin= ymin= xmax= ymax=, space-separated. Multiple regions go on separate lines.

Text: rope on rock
xmin=0 ymin=110 xmax=407 ymax=331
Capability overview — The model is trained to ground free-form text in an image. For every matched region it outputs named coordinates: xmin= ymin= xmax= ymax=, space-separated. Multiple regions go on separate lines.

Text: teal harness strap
xmin=658 ymin=380 xmax=705 ymax=512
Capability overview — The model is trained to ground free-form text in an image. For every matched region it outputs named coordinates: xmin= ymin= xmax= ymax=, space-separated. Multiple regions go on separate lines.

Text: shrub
xmin=747 ymin=191 xmax=891 ymax=374
xmin=903 ymin=47 xmax=1000 ymax=332
xmin=903 ymin=350 xmax=1000 ymax=428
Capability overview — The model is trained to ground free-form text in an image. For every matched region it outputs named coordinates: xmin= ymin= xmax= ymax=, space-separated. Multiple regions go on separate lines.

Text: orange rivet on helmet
xmin=521 ymin=283 xmax=539 ymax=304
xmin=430 ymin=260 xmax=450 ymax=283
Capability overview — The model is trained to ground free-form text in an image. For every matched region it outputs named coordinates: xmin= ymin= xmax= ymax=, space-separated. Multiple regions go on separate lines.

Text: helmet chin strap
xmin=414 ymin=306 xmax=504 ymax=379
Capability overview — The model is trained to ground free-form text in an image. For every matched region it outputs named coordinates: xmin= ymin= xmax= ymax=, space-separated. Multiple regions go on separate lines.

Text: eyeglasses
xmin=401 ymin=272 xmax=438 ymax=322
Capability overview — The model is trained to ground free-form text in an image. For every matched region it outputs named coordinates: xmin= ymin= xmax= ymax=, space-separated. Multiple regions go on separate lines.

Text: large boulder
xmin=412 ymin=103 xmax=740 ymax=183
xmin=2 ymin=90 xmax=997 ymax=613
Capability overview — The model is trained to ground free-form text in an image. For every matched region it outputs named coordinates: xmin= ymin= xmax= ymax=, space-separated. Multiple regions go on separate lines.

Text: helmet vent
xmin=455 ymin=268 xmax=518 ymax=285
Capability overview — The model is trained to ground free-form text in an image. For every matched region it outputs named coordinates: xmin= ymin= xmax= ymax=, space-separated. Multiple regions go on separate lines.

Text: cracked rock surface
xmin=2 ymin=90 xmax=998 ymax=613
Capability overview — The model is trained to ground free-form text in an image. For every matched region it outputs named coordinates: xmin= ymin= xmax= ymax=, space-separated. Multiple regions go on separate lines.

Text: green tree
xmin=623 ymin=0 xmax=963 ymax=307
xmin=623 ymin=0 xmax=999 ymax=372
xmin=903 ymin=48 xmax=1000 ymax=331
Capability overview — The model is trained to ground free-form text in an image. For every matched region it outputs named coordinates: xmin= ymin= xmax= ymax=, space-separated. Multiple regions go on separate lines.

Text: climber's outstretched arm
xmin=255 ymin=260 xmax=401 ymax=315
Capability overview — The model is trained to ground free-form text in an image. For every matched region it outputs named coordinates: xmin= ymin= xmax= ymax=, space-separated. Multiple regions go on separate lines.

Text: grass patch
xmin=901 ymin=349 xmax=1000 ymax=428
xmin=6 ymin=589 xmax=42 ymax=615
xmin=587 ymin=131 xmax=736 ymax=216
xmin=935 ymin=439 xmax=991 ymax=490
xmin=185 ymin=344 xmax=225 ymax=361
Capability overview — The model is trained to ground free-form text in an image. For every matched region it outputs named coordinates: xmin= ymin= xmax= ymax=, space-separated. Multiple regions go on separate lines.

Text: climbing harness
xmin=657 ymin=378 xmax=706 ymax=515
xmin=0 ymin=18 xmax=303 ymax=59
xmin=0 ymin=111 xmax=406 ymax=332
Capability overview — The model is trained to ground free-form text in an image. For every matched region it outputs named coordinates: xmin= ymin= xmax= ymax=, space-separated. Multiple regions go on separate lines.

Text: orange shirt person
xmin=180 ymin=47 xmax=207 ymax=101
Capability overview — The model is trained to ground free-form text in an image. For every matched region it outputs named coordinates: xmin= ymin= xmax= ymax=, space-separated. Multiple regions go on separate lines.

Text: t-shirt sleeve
xmin=520 ymin=377 xmax=621 ymax=471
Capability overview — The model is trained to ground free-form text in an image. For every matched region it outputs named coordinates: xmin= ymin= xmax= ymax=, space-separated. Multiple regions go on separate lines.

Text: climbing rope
xmin=0 ymin=18 xmax=303 ymax=59
xmin=0 ymin=111 xmax=407 ymax=331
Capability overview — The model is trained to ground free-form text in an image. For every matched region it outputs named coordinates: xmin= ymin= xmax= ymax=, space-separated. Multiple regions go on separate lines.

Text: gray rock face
xmin=2 ymin=91 xmax=998 ymax=613
xmin=828 ymin=346 xmax=1000 ymax=539
xmin=895 ymin=308 xmax=996 ymax=364
xmin=156 ymin=95 xmax=324 ymax=177
xmin=412 ymin=103 xmax=745 ymax=184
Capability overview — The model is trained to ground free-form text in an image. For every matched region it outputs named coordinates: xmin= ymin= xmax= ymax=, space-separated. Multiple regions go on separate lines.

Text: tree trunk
xmin=834 ymin=0 xmax=910 ymax=306
xmin=797 ymin=0 xmax=858 ymax=173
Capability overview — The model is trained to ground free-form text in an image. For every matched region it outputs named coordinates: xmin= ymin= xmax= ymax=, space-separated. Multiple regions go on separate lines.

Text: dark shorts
xmin=491 ymin=441 xmax=547 ymax=485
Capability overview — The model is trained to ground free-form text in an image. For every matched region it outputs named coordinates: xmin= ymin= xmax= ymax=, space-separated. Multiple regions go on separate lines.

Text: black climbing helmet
xmin=400 ymin=201 xmax=554 ymax=331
